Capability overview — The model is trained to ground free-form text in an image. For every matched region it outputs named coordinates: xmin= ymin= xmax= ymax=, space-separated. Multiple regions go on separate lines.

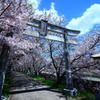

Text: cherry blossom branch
xmin=0 ymin=2 xmax=12 ymax=17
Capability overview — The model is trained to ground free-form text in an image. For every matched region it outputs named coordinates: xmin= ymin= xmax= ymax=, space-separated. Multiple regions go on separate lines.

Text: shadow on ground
xmin=10 ymin=71 xmax=45 ymax=90
xmin=82 ymin=99 xmax=94 ymax=100
xmin=9 ymin=87 xmax=61 ymax=94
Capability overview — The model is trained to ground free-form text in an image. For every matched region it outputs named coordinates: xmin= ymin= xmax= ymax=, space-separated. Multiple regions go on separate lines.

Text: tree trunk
xmin=56 ymin=72 xmax=60 ymax=84
xmin=56 ymin=71 xmax=66 ymax=84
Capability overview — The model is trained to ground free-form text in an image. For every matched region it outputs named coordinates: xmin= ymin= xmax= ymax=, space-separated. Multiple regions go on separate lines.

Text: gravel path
xmin=8 ymin=71 xmax=75 ymax=100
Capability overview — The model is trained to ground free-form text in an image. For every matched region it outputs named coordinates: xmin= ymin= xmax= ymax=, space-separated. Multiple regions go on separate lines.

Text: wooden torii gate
xmin=24 ymin=19 xmax=80 ymax=96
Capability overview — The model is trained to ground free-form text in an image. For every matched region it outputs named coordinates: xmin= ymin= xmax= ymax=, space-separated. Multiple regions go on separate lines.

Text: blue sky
xmin=29 ymin=0 xmax=100 ymax=35
xmin=39 ymin=0 xmax=100 ymax=21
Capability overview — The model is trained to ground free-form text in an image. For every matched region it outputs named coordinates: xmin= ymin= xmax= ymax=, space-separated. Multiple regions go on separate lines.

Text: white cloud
xmin=32 ymin=1 xmax=63 ymax=23
xmin=35 ymin=2 xmax=57 ymax=15
xmin=29 ymin=0 xmax=41 ymax=8
xmin=43 ymin=2 xmax=59 ymax=19
xmin=28 ymin=0 xmax=64 ymax=24
xmin=67 ymin=4 xmax=100 ymax=35
xmin=51 ymin=2 xmax=55 ymax=10
xmin=41 ymin=2 xmax=57 ymax=15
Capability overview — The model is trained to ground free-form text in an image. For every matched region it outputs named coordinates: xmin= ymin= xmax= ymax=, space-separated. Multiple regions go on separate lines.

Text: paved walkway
xmin=8 ymin=72 xmax=75 ymax=100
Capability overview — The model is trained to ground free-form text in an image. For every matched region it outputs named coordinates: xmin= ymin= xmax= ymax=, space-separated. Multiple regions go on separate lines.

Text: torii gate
xmin=24 ymin=19 xmax=80 ymax=96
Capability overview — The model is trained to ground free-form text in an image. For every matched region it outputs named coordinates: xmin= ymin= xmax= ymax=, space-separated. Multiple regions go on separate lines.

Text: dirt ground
xmin=8 ymin=71 xmax=76 ymax=100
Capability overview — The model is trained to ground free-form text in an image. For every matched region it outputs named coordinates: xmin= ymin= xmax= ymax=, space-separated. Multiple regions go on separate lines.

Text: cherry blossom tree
xmin=0 ymin=0 xmax=40 ymax=97
xmin=70 ymin=28 xmax=100 ymax=75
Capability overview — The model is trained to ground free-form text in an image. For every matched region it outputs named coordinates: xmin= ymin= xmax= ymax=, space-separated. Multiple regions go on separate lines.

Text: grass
xmin=17 ymin=71 xmax=95 ymax=100
xmin=2 ymin=73 xmax=12 ymax=98
xmin=77 ymin=90 xmax=95 ymax=100
xmin=27 ymin=73 xmax=95 ymax=100
xmin=17 ymin=71 xmax=27 ymax=74
xmin=28 ymin=74 xmax=57 ymax=87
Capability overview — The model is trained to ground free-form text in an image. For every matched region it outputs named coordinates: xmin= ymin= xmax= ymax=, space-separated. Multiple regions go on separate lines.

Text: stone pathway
xmin=8 ymin=71 xmax=75 ymax=100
